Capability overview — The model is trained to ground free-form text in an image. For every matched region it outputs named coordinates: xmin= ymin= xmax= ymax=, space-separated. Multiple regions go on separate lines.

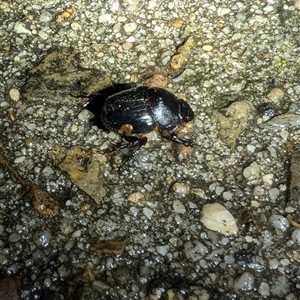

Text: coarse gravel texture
xmin=1 ymin=0 xmax=300 ymax=299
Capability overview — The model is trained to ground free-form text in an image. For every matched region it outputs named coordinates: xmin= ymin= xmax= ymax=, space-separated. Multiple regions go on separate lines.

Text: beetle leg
xmin=160 ymin=131 xmax=194 ymax=147
xmin=121 ymin=136 xmax=148 ymax=165
xmin=170 ymin=134 xmax=194 ymax=147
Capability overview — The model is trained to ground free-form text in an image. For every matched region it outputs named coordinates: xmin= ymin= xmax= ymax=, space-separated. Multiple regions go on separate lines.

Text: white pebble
xmin=222 ymin=191 xmax=233 ymax=200
xmin=71 ymin=22 xmax=82 ymax=31
xmin=258 ymin=282 xmax=270 ymax=296
xmin=291 ymin=228 xmax=300 ymax=244
xmin=217 ymin=7 xmax=231 ymax=16
xmin=269 ymin=188 xmax=280 ymax=200
xmin=98 ymin=14 xmax=113 ymax=23
xmin=262 ymin=173 xmax=274 ymax=185
xmin=78 ymin=109 xmax=91 ymax=121
xmin=27 ymin=123 xmax=37 ymax=131
xmin=173 ymin=200 xmax=186 ymax=214
xmin=143 ymin=207 xmax=153 ymax=219
xmin=269 ymin=258 xmax=279 ymax=269
xmin=243 ymin=162 xmax=261 ymax=181
xmin=9 ymin=88 xmax=20 ymax=101
xmin=124 ymin=22 xmax=137 ymax=33
xmin=269 ymin=214 xmax=289 ymax=232
xmin=14 ymin=21 xmax=31 ymax=35
xmin=200 ymin=202 xmax=238 ymax=236
xmin=14 ymin=156 xmax=25 ymax=164
xmin=35 ymin=231 xmax=52 ymax=247
xmin=246 ymin=144 xmax=256 ymax=153
xmin=39 ymin=11 xmax=52 ymax=22
xmin=42 ymin=166 xmax=54 ymax=177
xmin=172 ymin=182 xmax=190 ymax=196
xmin=234 ymin=272 xmax=255 ymax=291
xmin=72 ymin=229 xmax=81 ymax=238
xmin=156 ymin=245 xmax=169 ymax=256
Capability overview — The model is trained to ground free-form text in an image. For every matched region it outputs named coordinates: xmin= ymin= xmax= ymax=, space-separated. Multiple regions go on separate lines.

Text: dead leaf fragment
xmin=90 ymin=239 xmax=126 ymax=255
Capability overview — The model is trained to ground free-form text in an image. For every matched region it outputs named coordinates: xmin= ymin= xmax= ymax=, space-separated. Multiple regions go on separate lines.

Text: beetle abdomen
xmin=101 ymin=86 xmax=156 ymax=135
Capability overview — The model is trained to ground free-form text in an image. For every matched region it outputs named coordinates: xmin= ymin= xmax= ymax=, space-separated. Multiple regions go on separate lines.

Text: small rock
xmin=173 ymin=199 xmax=186 ymax=213
xmin=262 ymin=173 xmax=274 ymax=185
xmin=261 ymin=113 xmax=300 ymax=128
xmin=258 ymin=282 xmax=270 ymax=296
xmin=39 ymin=11 xmax=52 ymax=22
xmin=267 ymin=88 xmax=284 ymax=103
xmin=200 ymin=202 xmax=238 ymax=236
xmin=291 ymin=228 xmax=300 ymax=244
xmin=9 ymin=88 xmax=20 ymax=101
xmin=269 ymin=214 xmax=290 ymax=232
xmin=217 ymin=7 xmax=231 ymax=16
xmin=123 ymin=22 xmax=137 ymax=33
xmin=156 ymin=245 xmax=169 ymax=256
xmin=243 ymin=162 xmax=261 ymax=181
xmin=128 ymin=192 xmax=146 ymax=206
xmin=202 ymin=45 xmax=213 ymax=51
xmin=122 ymin=42 xmax=133 ymax=51
xmin=172 ymin=182 xmax=190 ymax=196
xmin=14 ymin=21 xmax=31 ymax=35
xmin=234 ymin=272 xmax=255 ymax=291
xmin=71 ymin=21 xmax=82 ymax=31
xmin=143 ymin=207 xmax=153 ymax=219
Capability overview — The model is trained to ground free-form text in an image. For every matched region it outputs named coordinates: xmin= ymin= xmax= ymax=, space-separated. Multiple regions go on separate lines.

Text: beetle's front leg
xmin=160 ymin=131 xmax=194 ymax=147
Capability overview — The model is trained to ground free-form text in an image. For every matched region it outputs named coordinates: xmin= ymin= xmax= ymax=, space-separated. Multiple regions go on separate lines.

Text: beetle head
xmin=179 ymin=99 xmax=194 ymax=123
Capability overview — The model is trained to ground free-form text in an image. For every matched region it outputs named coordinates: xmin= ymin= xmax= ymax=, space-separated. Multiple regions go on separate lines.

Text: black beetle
xmin=85 ymin=84 xmax=194 ymax=162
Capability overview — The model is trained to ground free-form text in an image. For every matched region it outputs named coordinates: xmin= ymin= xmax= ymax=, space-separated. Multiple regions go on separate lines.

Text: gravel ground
xmin=1 ymin=0 xmax=300 ymax=299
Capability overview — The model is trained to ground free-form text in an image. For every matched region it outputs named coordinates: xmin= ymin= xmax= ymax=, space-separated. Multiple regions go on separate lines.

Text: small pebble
xmin=14 ymin=21 xmax=31 ymax=35
xmin=262 ymin=173 xmax=274 ymax=186
xmin=172 ymin=182 xmax=190 ymax=196
xmin=9 ymin=88 xmax=20 ymax=101
xmin=258 ymin=282 xmax=270 ymax=296
xmin=143 ymin=207 xmax=153 ymax=219
xmin=200 ymin=202 xmax=238 ymax=236
xmin=202 ymin=45 xmax=213 ymax=51
xmin=267 ymin=88 xmax=284 ymax=103
xmin=39 ymin=11 xmax=52 ymax=22
xmin=217 ymin=7 xmax=231 ymax=16
xmin=173 ymin=200 xmax=186 ymax=214
xmin=71 ymin=22 xmax=82 ymax=31
xmin=128 ymin=192 xmax=146 ymax=206
xmin=243 ymin=162 xmax=261 ymax=181
xmin=291 ymin=228 xmax=300 ymax=244
xmin=122 ymin=42 xmax=133 ymax=51
xmin=124 ymin=22 xmax=137 ymax=33
xmin=269 ymin=214 xmax=290 ymax=232
xmin=234 ymin=272 xmax=255 ymax=291
xmin=42 ymin=166 xmax=54 ymax=177
xmin=156 ymin=245 xmax=169 ymax=256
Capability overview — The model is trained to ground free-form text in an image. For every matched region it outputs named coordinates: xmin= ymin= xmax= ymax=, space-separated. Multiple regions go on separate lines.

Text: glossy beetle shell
xmin=86 ymin=84 xmax=194 ymax=137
